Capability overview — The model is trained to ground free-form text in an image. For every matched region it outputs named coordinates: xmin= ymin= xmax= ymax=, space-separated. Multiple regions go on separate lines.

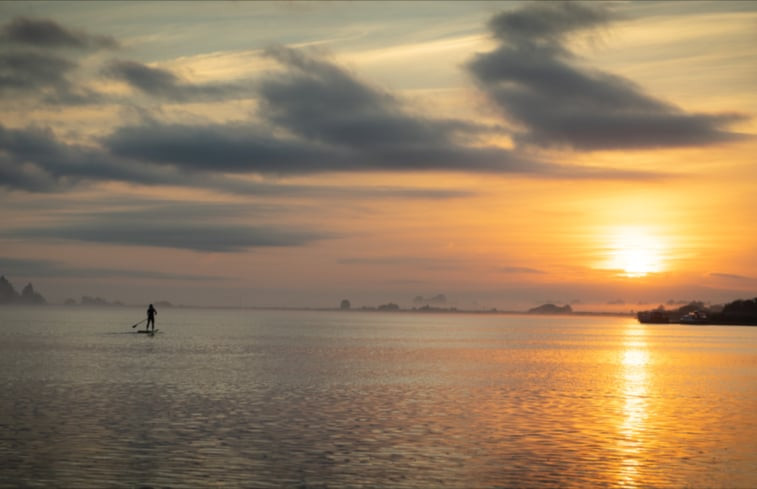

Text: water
xmin=1 ymin=306 xmax=755 ymax=488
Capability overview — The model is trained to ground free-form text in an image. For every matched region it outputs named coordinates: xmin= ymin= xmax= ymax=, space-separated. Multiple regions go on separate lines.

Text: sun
xmin=603 ymin=227 xmax=666 ymax=278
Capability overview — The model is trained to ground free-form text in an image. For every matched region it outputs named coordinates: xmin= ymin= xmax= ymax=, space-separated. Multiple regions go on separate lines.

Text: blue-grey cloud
xmin=468 ymin=2 xmax=746 ymax=150
xmin=0 ymin=17 xmax=118 ymax=50
xmin=104 ymin=59 xmax=251 ymax=101
xmin=0 ymin=49 xmax=104 ymax=103
xmin=0 ymin=50 xmax=75 ymax=94
xmin=2 ymin=203 xmax=335 ymax=252
xmin=0 ymin=123 xmax=478 ymax=198
xmin=0 ymin=257 xmax=220 ymax=281
xmin=487 ymin=1 xmax=611 ymax=53
xmin=0 ymin=17 xmax=117 ymax=103
xmin=103 ymin=121 xmax=354 ymax=174
xmin=105 ymin=47 xmax=661 ymax=178
xmin=1 ymin=32 xmax=670 ymax=194
xmin=259 ymin=46 xmax=531 ymax=172
xmin=94 ymin=47 xmax=545 ymax=175
xmin=0 ymin=124 xmax=187 ymax=192
xmin=104 ymin=116 xmax=666 ymax=178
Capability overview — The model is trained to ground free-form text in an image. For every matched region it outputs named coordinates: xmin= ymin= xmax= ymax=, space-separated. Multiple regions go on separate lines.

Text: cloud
xmin=468 ymin=2 xmax=746 ymax=150
xmin=0 ymin=50 xmax=75 ymax=94
xmin=0 ymin=17 xmax=118 ymax=50
xmin=710 ymin=272 xmax=754 ymax=281
xmin=0 ymin=18 xmax=117 ymax=103
xmin=0 ymin=257 xmax=220 ymax=281
xmin=2 ymin=203 xmax=334 ymax=252
xmin=1 ymin=29 xmax=667 ymax=193
xmin=487 ymin=1 xmax=611 ymax=51
xmin=0 ymin=123 xmax=480 ymax=199
xmin=109 ymin=47 xmax=651 ymax=177
xmin=104 ymin=59 xmax=251 ymax=101
xmin=14 ymin=223 xmax=326 ymax=253
xmin=0 ymin=124 xmax=187 ymax=191
xmin=496 ymin=266 xmax=545 ymax=274
xmin=101 ymin=47 xmax=667 ymax=179
xmin=338 ymin=256 xmax=462 ymax=271
xmin=103 ymin=121 xmax=353 ymax=174
xmin=259 ymin=46 xmax=533 ymax=172
xmin=0 ymin=50 xmax=104 ymax=103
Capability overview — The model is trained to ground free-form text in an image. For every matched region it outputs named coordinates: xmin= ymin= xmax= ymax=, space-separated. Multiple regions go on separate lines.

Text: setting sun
xmin=603 ymin=227 xmax=667 ymax=278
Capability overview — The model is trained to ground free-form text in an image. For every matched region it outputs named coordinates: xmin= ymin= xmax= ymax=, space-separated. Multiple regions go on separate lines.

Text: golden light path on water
xmin=618 ymin=325 xmax=651 ymax=488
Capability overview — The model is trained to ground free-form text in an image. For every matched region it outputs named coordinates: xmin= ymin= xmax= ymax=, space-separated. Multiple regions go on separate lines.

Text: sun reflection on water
xmin=618 ymin=326 xmax=650 ymax=488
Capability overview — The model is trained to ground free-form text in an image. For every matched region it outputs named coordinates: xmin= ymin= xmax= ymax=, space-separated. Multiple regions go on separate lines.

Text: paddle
xmin=131 ymin=318 xmax=147 ymax=329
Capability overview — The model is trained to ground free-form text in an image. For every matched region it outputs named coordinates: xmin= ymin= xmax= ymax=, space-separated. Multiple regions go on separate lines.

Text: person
xmin=146 ymin=304 xmax=157 ymax=331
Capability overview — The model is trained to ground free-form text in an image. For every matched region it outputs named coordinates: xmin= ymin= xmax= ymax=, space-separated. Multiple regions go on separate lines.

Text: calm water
xmin=1 ymin=306 xmax=755 ymax=488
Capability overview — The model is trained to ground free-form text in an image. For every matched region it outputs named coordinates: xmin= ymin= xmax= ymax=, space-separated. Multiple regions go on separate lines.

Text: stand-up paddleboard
xmin=136 ymin=329 xmax=159 ymax=335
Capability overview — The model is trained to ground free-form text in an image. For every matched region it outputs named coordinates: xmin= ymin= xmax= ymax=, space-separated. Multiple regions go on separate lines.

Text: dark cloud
xmin=488 ymin=1 xmax=611 ymax=51
xmin=1 ymin=33 xmax=668 ymax=194
xmin=104 ymin=117 xmax=665 ymax=179
xmin=0 ymin=122 xmax=294 ymax=191
xmin=103 ymin=47 xmax=550 ymax=176
xmin=0 ymin=17 xmax=118 ymax=50
xmin=105 ymin=60 xmax=180 ymax=96
xmin=0 ymin=124 xmax=185 ymax=192
xmin=0 ymin=50 xmax=75 ymax=94
xmin=0 ymin=18 xmax=116 ymax=103
xmin=0 ymin=256 xmax=219 ymax=281
xmin=468 ymin=2 xmax=746 ymax=150
xmin=103 ymin=121 xmax=353 ymax=174
xmin=3 ymin=205 xmax=333 ymax=252
xmin=0 ymin=123 xmax=479 ymax=198
xmin=103 ymin=48 xmax=669 ymax=179
xmin=260 ymin=46 xmax=531 ymax=172
xmin=104 ymin=59 xmax=250 ymax=101
xmin=0 ymin=50 xmax=104 ymax=104
xmin=18 ymin=223 xmax=325 ymax=252
xmin=0 ymin=154 xmax=57 ymax=192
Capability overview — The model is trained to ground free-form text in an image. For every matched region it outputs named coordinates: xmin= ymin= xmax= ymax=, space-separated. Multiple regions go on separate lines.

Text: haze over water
xmin=1 ymin=306 xmax=755 ymax=488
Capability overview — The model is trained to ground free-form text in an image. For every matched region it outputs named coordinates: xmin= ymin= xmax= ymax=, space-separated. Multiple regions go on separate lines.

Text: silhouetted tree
xmin=0 ymin=276 xmax=19 ymax=304
xmin=722 ymin=298 xmax=757 ymax=318
xmin=20 ymin=283 xmax=46 ymax=305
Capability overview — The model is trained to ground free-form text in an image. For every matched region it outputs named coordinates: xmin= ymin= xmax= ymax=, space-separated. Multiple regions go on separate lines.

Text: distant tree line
xmin=717 ymin=298 xmax=757 ymax=323
xmin=638 ymin=298 xmax=757 ymax=325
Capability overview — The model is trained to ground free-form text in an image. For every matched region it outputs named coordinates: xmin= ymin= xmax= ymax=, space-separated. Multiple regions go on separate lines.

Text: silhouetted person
xmin=146 ymin=304 xmax=157 ymax=331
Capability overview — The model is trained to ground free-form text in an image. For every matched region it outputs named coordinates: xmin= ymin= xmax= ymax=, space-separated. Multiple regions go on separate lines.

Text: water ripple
xmin=1 ymin=309 xmax=755 ymax=488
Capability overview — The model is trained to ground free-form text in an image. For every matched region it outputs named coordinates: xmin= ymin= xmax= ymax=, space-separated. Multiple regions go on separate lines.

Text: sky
xmin=0 ymin=1 xmax=755 ymax=310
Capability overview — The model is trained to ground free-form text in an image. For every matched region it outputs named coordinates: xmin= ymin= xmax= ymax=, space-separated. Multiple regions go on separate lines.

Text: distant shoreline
xmin=2 ymin=301 xmax=632 ymax=318
xmin=6 ymin=300 xmax=757 ymax=326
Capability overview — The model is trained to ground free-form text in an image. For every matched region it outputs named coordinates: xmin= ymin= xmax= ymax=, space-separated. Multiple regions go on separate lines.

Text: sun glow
xmin=603 ymin=227 xmax=667 ymax=277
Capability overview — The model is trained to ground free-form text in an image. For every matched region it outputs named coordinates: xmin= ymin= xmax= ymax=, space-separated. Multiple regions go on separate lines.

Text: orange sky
xmin=0 ymin=1 xmax=755 ymax=310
